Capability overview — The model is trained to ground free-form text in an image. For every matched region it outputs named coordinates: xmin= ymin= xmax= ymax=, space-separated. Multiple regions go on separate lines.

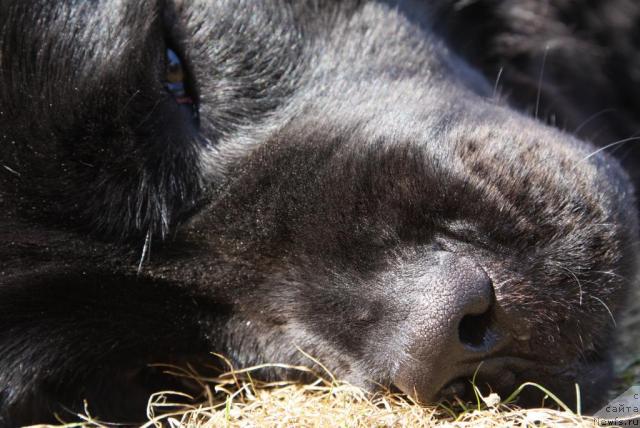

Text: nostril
xmin=458 ymin=310 xmax=494 ymax=349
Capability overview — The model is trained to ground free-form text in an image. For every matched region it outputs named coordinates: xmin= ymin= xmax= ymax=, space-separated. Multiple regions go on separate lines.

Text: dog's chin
xmin=460 ymin=356 xmax=613 ymax=413
xmin=367 ymin=352 xmax=613 ymax=413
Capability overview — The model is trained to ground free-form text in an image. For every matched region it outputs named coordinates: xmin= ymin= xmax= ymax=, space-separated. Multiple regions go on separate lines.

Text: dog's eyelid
xmin=163 ymin=46 xmax=199 ymax=123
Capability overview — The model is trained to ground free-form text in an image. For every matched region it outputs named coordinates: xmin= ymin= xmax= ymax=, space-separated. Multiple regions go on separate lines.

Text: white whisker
xmin=492 ymin=66 xmax=504 ymax=100
xmin=562 ymin=267 xmax=583 ymax=306
xmin=593 ymin=270 xmax=626 ymax=281
xmin=589 ymin=295 xmax=617 ymax=327
xmin=2 ymin=165 xmax=20 ymax=176
xmin=573 ymin=108 xmax=617 ymax=135
xmin=137 ymin=229 xmax=152 ymax=275
xmin=579 ymin=136 xmax=640 ymax=162
xmin=535 ymin=44 xmax=551 ymax=120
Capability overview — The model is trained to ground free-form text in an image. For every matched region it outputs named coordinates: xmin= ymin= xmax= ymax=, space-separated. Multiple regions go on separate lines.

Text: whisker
xmin=593 ymin=270 xmax=626 ymax=280
xmin=573 ymin=108 xmax=617 ymax=135
xmin=492 ymin=66 xmax=504 ymax=100
xmin=579 ymin=136 xmax=640 ymax=163
xmin=535 ymin=44 xmax=551 ymax=120
xmin=589 ymin=295 xmax=617 ymax=327
xmin=562 ymin=267 xmax=583 ymax=306
xmin=115 ymin=89 xmax=141 ymax=121
xmin=135 ymin=98 xmax=164 ymax=130
xmin=137 ymin=229 xmax=152 ymax=275
xmin=2 ymin=164 xmax=20 ymax=176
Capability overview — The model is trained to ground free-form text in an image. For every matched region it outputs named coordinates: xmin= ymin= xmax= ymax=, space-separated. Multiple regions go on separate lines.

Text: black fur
xmin=1 ymin=0 xmax=639 ymax=425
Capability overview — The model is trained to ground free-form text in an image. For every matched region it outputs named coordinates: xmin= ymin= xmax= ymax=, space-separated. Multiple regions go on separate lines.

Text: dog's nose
xmin=451 ymin=258 xmax=496 ymax=351
xmin=393 ymin=252 xmax=502 ymax=402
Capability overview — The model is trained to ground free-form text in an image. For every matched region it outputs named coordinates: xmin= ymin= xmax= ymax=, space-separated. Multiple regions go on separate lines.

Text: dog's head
xmin=1 ymin=0 xmax=638 ymax=416
xmin=184 ymin=106 xmax=637 ymax=410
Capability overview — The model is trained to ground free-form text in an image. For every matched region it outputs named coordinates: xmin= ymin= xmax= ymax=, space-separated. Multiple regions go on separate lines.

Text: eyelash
xmin=164 ymin=47 xmax=199 ymax=124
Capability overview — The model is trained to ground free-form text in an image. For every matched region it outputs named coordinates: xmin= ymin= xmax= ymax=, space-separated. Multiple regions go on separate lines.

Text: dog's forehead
xmin=1 ymin=0 xmax=488 ymax=142
xmin=180 ymin=0 xmax=491 ymax=94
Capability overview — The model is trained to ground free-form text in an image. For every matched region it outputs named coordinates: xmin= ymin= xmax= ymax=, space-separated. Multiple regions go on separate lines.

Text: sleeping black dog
xmin=1 ymin=0 xmax=640 ymax=425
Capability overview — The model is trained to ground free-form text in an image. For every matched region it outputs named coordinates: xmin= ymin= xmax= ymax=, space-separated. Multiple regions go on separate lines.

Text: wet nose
xmin=393 ymin=252 xmax=502 ymax=402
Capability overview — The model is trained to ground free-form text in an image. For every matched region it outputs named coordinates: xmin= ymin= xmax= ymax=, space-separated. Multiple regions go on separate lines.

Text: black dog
xmin=1 ymin=0 xmax=640 ymax=425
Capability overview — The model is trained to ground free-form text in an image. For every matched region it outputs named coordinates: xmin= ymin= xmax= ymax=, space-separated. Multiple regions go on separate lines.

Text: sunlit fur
xmin=1 ymin=0 xmax=639 ymax=425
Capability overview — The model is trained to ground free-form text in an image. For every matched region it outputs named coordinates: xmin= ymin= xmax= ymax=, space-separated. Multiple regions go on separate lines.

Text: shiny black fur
xmin=1 ymin=0 xmax=639 ymax=425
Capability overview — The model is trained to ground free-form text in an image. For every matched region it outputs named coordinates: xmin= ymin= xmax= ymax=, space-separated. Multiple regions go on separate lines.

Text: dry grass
xmin=27 ymin=355 xmax=600 ymax=428
xmin=27 ymin=293 xmax=640 ymax=428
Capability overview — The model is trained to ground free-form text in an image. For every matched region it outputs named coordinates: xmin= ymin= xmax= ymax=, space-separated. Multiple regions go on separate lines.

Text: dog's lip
xmin=434 ymin=356 xmax=539 ymax=401
xmin=391 ymin=356 xmax=538 ymax=403
xmin=457 ymin=355 xmax=539 ymax=371
xmin=435 ymin=352 xmax=603 ymax=402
